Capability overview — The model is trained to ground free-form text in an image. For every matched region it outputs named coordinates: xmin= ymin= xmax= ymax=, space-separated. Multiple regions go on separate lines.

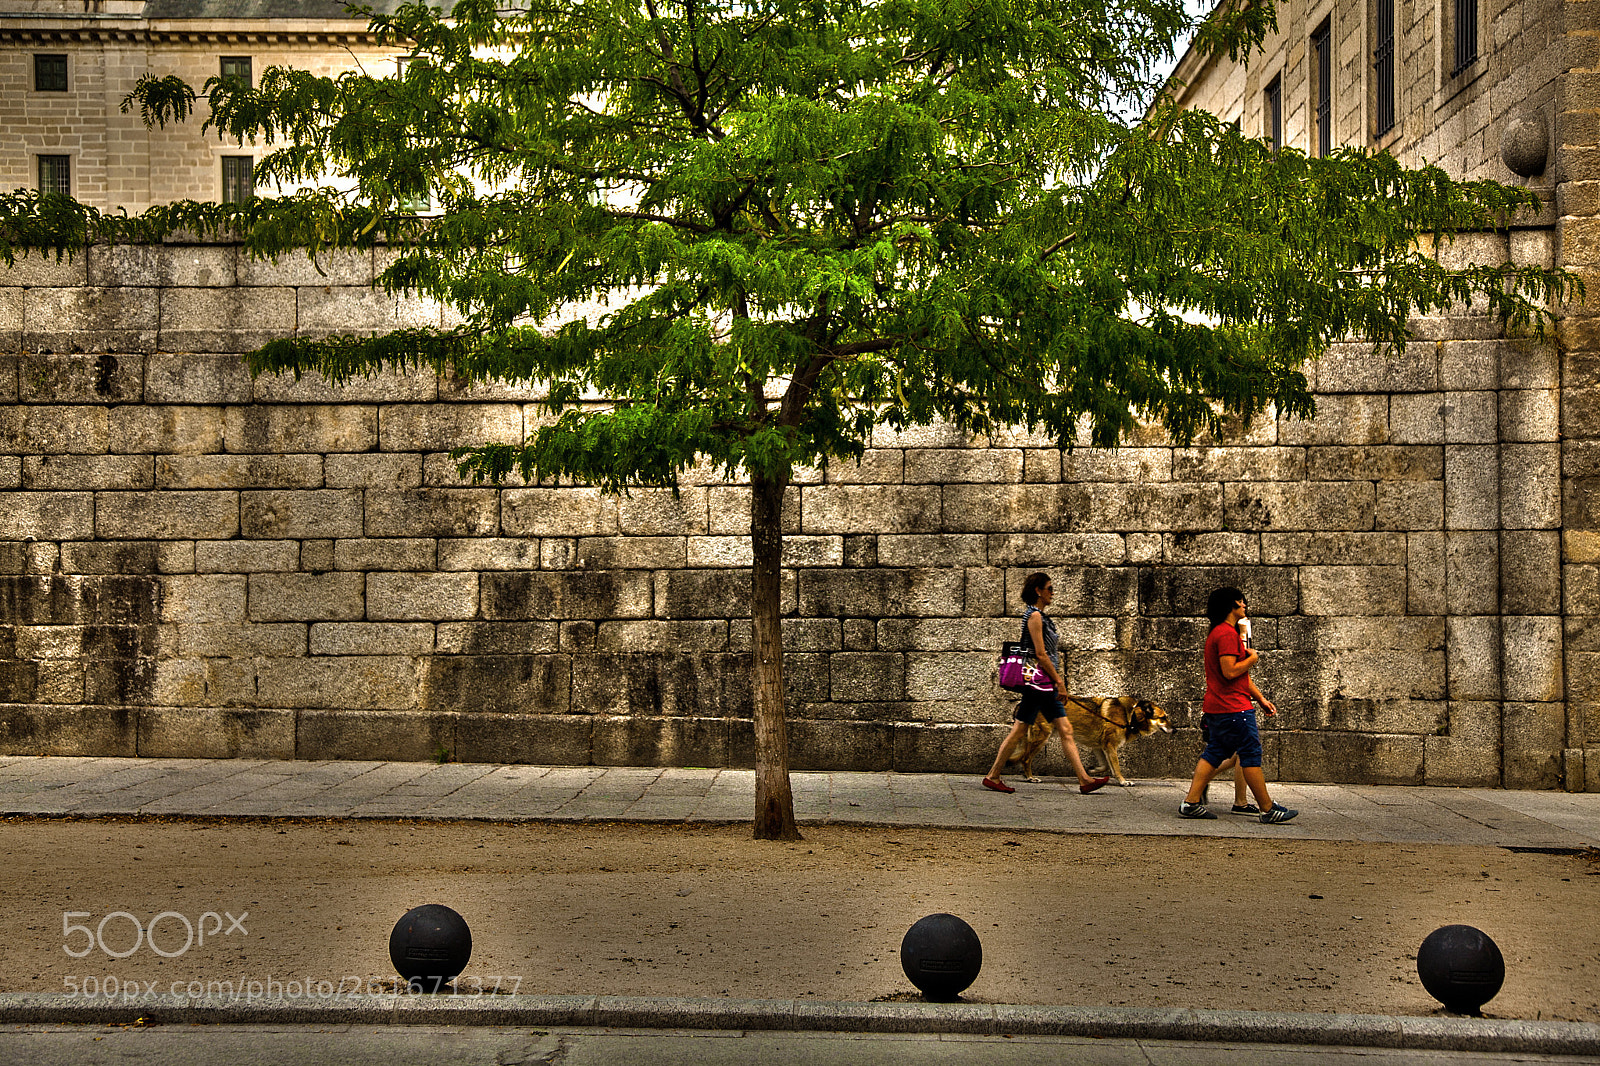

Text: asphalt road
xmin=5 ymin=1025 xmax=1600 ymax=1066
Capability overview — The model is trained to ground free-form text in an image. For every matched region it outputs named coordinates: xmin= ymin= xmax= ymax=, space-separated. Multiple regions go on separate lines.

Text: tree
xmin=0 ymin=0 xmax=1578 ymax=839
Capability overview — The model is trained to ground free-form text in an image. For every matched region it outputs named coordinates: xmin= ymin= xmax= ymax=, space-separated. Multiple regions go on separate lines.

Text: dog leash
xmin=1067 ymin=697 xmax=1144 ymax=737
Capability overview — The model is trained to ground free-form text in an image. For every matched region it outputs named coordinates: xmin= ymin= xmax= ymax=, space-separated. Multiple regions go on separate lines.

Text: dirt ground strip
xmin=1 ymin=817 xmax=1596 ymax=1022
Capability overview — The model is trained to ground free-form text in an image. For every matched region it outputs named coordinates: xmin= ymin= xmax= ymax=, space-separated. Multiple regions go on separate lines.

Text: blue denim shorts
xmin=1199 ymin=712 xmax=1262 ymax=769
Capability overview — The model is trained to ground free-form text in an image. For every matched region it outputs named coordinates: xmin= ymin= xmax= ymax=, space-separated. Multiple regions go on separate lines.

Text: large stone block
xmin=0 ymin=491 xmax=94 ymax=539
xmin=575 ymin=536 xmax=687 ymax=570
xmin=224 ymin=405 xmax=377 ymax=454
xmin=257 ymin=656 xmax=422 ymax=709
xmin=368 ymin=572 xmax=479 ymax=620
xmin=453 ymin=712 xmax=592 ymax=765
xmin=1081 ymin=483 xmax=1223 ymax=531
xmin=0 ymin=575 xmax=159 ymax=626
xmin=19 ymin=353 xmax=144 ymax=404
xmin=324 ymin=453 xmax=423 ymax=489
xmin=156 ymin=454 xmax=324 ymax=490
xmin=159 ymin=574 xmax=248 ymax=623
xmin=334 ymin=538 xmax=438 ymax=572
xmin=1502 ymin=616 xmax=1563 ymax=702
xmin=242 ymin=489 xmax=364 ymax=538
xmin=137 ymin=706 xmax=297 ymax=759
xmin=904 ymin=448 xmax=1023 ymax=483
xmin=59 ymin=541 xmax=162 ymax=575
xmin=877 ymin=616 xmax=1025 ymax=651
xmin=1138 ymin=565 xmax=1297 ymax=618
xmin=247 ymin=572 xmax=366 ymax=622
xmin=801 ymin=485 xmax=942 ymax=534
xmin=1389 ymin=393 xmax=1446 ymax=444
xmin=1171 ymin=447 xmax=1302 ymax=482
xmin=1500 ymin=389 xmax=1560 ymax=442
xmin=0 ymin=406 xmax=108 ymax=454
xmin=1278 ymin=394 xmax=1388 ymax=445
xmin=1306 ymin=446 xmax=1441 ymax=481
xmin=1437 ymin=340 xmax=1499 ymax=390
xmin=1275 ymin=731 xmax=1424 ymax=784
xmin=1064 ymin=444 xmax=1178 ymax=482
xmin=904 ymin=651 xmax=1003 ymax=701
xmin=1423 ymin=702 xmax=1502 ymax=787
xmin=591 ymin=715 xmax=730 ymax=768
xmin=1376 ymin=482 xmax=1445 ymax=531
xmin=1405 ymin=531 xmax=1447 ymax=615
xmin=366 ymin=489 xmax=500 ymax=537
xmin=238 ymin=248 xmax=374 ymax=287
xmin=194 ymin=540 xmax=300 ymax=573
xmin=295 ymin=709 xmax=451 ymax=761
xmin=295 ymin=286 xmax=407 ymax=337
xmin=727 ymin=617 xmax=842 ymax=652
xmin=787 ymin=719 xmax=895 ymax=771
xmin=570 ymin=651 xmax=755 ymax=717
xmin=435 ymin=620 xmax=560 ymax=654
xmin=91 ymin=244 xmax=236 ymax=289
xmin=177 ymin=622 xmax=306 ymax=657
xmin=421 ymin=654 xmax=569 ymax=714
xmin=1278 ymin=615 xmax=1444 ymax=652
xmin=1299 ymin=566 xmax=1407 ymax=615
xmin=705 ymin=486 xmax=801 ymax=535
xmin=253 ymin=365 xmax=436 ymax=404
xmin=1446 ymin=532 xmax=1500 ymax=615
xmin=23 ymin=287 xmax=159 ymax=353
xmin=1444 ymin=446 xmax=1499 ymax=530
xmin=797 ymin=568 xmax=966 ymax=618
xmin=984 ymin=533 xmax=1125 ymax=567
xmin=501 ymin=488 xmax=616 ymax=537
xmin=594 ymin=620 xmax=728 ymax=652
xmin=1224 ymin=482 xmax=1374 ymax=531
xmin=1500 ymin=444 xmax=1561 ymax=529
xmin=1447 ymin=616 xmax=1501 ymax=701
xmin=1312 ymin=342 xmax=1438 ymax=392
xmin=481 ymin=570 xmax=654 ymax=620
xmin=0 ymin=703 xmax=137 ymax=757
xmin=655 ymin=568 xmax=795 ymax=618
xmin=616 ymin=488 xmax=710 ymax=535
xmin=1501 ymin=530 xmax=1561 ymax=614
xmin=891 ymin=721 xmax=1001 ymax=774
xmin=108 ymin=406 xmax=223 ymax=455
xmin=158 ymin=287 xmax=296 ymax=352
xmin=829 ymin=652 xmax=904 ymax=701
xmin=98 ymin=491 xmax=239 ymax=539
xmin=939 ymin=484 xmax=1086 ymax=533
xmin=378 ymin=404 xmax=522 ymax=452
xmin=1502 ymin=701 xmax=1565 ymax=788
xmin=825 ymin=450 xmax=904 ymax=484
xmin=1443 ymin=391 xmax=1498 ymax=443
xmin=1260 ymin=532 xmax=1406 ymax=565
xmin=437 ymin=537 xmax=539 ymax=571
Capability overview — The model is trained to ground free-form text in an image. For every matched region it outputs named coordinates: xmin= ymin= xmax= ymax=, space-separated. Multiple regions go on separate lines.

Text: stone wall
xmin=0 ymin=239 xmax=1590 ymax=789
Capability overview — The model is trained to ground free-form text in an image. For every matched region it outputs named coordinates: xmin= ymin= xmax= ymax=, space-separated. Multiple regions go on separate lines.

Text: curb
xmin=2 ymin=994 xmax=1598 ymax=1054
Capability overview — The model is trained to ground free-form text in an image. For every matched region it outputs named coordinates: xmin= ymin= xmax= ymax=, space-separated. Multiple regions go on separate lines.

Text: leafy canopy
xmin=0 ymin=0 xmax=1576 ymax=489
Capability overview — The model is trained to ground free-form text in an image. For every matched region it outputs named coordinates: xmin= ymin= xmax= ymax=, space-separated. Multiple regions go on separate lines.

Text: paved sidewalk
xmin=2 ymin=756 xmax=1597 ymax=848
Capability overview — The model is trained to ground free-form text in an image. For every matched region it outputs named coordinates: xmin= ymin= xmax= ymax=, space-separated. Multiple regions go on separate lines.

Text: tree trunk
xmin=750 ymin=469 xmax=802 ymax=841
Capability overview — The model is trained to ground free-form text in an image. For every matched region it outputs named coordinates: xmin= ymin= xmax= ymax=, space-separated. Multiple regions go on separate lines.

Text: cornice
xmin=0 ymin=21 xmax=383 ymax=44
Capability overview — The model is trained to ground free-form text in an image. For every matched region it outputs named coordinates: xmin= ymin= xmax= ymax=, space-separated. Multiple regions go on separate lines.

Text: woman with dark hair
xmin=981 ymin=572 xmax=1109 ymax=795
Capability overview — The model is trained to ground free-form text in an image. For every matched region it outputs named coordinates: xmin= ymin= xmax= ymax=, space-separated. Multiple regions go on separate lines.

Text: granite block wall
xmin=0 ymin=240 xmax=1589 ymax=788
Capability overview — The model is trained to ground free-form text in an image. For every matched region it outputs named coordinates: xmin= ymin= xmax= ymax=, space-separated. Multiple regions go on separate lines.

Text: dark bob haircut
xmin=1206 ymin=587 xmax=1246 ymax=626
xmin=1021 ymin=572 xmax=1051 ymax=606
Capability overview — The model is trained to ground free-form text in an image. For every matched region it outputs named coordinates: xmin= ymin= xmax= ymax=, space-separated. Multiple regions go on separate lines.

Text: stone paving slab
xmin=0 ymin=758 xmax=1596 ymax=848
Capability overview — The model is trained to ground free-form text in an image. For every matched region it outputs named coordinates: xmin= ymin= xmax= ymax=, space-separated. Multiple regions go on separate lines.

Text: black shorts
xmin=1014 ymin=687 xmax=1065 ymax=725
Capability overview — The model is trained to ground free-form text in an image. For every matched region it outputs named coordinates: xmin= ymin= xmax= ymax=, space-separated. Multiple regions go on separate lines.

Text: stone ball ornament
xmin=900 ymin=912 xmax=983 ymax=1000
xmin=389 ymin=903 xmax=473 ymax=991
xmin=1500 ymin=112 xmax=1549 ymax=178
xmin=1417 ymin=924 xmax=1505 ymax=1014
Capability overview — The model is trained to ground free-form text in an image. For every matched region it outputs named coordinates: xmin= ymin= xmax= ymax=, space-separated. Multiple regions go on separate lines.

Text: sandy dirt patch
xmin=1 ymin=817 xmax=1596 ymax=1022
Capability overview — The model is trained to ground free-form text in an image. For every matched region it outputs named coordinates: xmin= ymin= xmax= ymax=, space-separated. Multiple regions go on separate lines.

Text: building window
xmin=34 ymin=54 xmax=68 ymax=92
xmin=1452 ymin=0 xmax=1478 ymax=75
xmin=38 ymin=155 xmax=70 ymax=196
xmin=1264 ymin=75 xmax=1282 ymax=152
xmin=398 ymin=189 xmax=432 ymax=213
xmin=220 ymin=55 xmax=253 ymax=89
xmin=222 ymin=156 xmax=254 ymax=203
xmin=1373 ymin=0 xmax=1395 ymax=136
xmin=1311 ymin=19 xmax=1332 ymax=156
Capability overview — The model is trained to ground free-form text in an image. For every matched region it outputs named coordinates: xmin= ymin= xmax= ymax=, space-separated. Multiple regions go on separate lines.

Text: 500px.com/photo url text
xmin=62 ymin=975 xmax=526 ymax=1000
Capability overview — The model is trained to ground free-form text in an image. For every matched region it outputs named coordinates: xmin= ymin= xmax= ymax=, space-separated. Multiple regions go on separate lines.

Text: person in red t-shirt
xmin=1178 ymin=587 xmax=1298 ymax=824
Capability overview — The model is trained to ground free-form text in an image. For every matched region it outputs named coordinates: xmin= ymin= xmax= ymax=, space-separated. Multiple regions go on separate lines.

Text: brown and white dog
xmin=1009 ymin=695 xmax=1172 ymax=785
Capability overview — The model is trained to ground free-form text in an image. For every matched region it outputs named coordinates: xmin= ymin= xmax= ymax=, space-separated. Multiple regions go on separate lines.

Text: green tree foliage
xmin=0 ymin=0 xmax=1577 ymax=838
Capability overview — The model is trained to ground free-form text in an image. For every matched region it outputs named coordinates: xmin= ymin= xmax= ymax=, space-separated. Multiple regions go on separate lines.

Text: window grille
xmin=1373 ymin=0 xmax=1395 ymax=135
xmin=220 ymin=55 xmax=253 ymax=89
xmin=34 ymin=54 xmax=68 ymax=92
xmin=1452 ymin=0 xmax=1478 ymax=75
xmin=1312 ymin=20 xmax=1332 ymax=156
xmin=38 ymin=156 xmax=70 ymax=196
xmin=1264 ymin=76 xmax=1282 ymax=152
xmin=222 ymin=156 xmax=254 ymax=203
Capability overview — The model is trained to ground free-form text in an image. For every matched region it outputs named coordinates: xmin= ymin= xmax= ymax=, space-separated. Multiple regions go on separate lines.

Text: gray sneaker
xmin=1179 ymin=801 xmax=1217 ymax=820
xmin=1260 ymin=804 xmax=1299 ymax=824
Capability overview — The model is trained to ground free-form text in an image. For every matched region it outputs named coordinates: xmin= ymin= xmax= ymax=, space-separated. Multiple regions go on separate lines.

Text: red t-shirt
xmin=1203 ymin=623 xmax=1253 ymax=714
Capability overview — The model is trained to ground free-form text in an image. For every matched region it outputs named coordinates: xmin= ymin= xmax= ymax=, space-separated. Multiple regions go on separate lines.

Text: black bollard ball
xmin=389 ymin=904 xmax=472 ymax=992
xmin=1417 ymin=924 xmax=1504 ymax=1014
xmin=900 ymin=913 xmax=982 ymax=1001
